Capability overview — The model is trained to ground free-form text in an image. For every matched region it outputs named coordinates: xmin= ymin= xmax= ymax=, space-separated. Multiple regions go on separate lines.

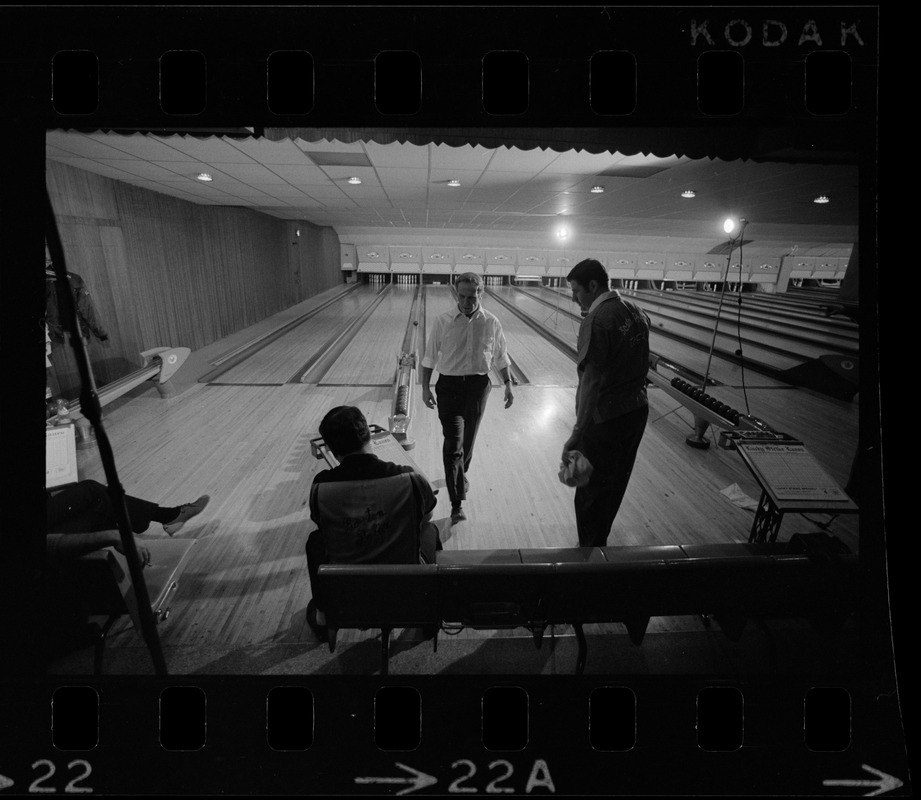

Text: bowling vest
xmin=576 ymin=292 xmax=650 ymax=423
xmin=312 ymin=474 xmax=421 ymax=566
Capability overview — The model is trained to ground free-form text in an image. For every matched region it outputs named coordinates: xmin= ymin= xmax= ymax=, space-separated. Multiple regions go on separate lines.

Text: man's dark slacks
xmin=574 ymin=405 xmax=648 ymax=547
xmin=435 ymin=374 xmax=491 ymax=506
xmin=46 ymin=479 xmax=160 ymax=534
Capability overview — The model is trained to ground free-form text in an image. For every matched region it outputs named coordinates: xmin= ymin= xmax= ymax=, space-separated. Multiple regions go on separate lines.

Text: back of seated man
xmin=304 ymin=405 xmax=441 ymax=639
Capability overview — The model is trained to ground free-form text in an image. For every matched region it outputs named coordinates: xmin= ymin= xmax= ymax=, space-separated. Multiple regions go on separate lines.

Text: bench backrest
xmin=316 ymin=544 xmax=859 ymax=633
xmin=319 ymin=563 xmax=439 ymax=628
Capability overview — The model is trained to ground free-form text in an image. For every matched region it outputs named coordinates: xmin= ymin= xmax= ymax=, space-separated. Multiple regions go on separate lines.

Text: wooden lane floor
xmin=751 ymin=285 xmax=851 ymax=311
xmin=320 ymin=283 xmax=417 ymax=386
xmin=52 ymin=295 xmax=860 ymax=674
xmin=634 ymin=286 xmax=859 ymax=333
xmin=70 ymin=382 xmax=399 ymax=657
xmin=503 ymin=285 xmax=790 ymax=392
xmin=614 ymin=293 xmax=845 ymax=369
xmin=621 ymin=288 xmax=859 ymax=352
xmin=208 ymin=285 xmax=382 ymax=385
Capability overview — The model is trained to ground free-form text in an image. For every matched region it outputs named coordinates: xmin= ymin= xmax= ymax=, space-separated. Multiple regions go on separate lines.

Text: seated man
xmin=43 ymin=480 xmax=209 ymax=661
xmin=47 ymin=479 xmax=210 ymax=563
xmin=305 ymin=406 xmax=441 ymax=639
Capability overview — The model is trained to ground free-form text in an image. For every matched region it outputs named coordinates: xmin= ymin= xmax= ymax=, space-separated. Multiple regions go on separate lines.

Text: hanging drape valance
xmin=263 ymin=126 xmax=861 ymax=165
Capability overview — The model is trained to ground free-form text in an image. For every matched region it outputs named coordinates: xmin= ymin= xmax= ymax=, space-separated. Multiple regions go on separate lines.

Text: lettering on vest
xmin=345 ymin=507 xmax=391 ymax=546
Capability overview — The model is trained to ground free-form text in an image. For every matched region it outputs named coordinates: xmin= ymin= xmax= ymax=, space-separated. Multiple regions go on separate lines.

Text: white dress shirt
xmin=421 ymin=306 xmax=511 ymax=376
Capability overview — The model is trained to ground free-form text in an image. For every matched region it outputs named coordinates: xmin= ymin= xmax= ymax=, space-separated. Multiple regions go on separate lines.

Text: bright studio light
xmin=556 ymin=226 xmax=570 ymax=241
xmin=723 ymin=218 xmax=736 ymax=234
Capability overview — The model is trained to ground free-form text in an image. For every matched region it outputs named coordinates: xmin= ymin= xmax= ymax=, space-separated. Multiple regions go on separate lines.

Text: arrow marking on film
xmin=823 ymin=764 xmax=903 ymax=796
xmin=355 ymin=762 xmax=438 ymax=795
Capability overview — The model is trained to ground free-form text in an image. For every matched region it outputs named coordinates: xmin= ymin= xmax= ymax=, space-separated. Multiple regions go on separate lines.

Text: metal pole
xmin=44 ymin=186 xmax=168 ymax=676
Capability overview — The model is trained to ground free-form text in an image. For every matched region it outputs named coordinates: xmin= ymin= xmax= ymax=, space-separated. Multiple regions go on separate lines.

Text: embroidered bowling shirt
xmin=421 ymin=306 xmax=511 ymax=376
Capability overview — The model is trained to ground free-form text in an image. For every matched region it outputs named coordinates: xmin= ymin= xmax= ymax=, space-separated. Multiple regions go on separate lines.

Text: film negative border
xmin=5 ymin=6 xmax=877 ymax=131
xmin=1 ymin=675 xmax=909 ymax=795
xmin=4 ymin=3 xmax=901 ymax=798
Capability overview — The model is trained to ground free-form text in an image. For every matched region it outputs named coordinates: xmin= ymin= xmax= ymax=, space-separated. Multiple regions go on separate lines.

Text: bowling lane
xmin=319 ymin=284 xmax=417 ymax=385
xmin=638 ymin=288 xmax=860 ymax=346
xmin=211 ymin=285 xmax=382 ymax=385
xmin=424 ymin=285 xmax=577 ymax=386
xmin=510 ymin=286 xmax=787 ymax=390
xmin=619 ymin=290 xmax=857 ymax=360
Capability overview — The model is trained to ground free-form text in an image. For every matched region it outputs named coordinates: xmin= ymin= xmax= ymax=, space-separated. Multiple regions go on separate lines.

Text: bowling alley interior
xmin=39 ymin=125 xmax=882 ymax=678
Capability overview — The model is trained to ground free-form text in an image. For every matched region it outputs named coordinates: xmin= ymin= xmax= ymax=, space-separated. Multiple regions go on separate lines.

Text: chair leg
xmin=93 ymin=615 xmax=119 ymax=676
xmin=380 ymin=627 xmax=392 ymax=675
xmin=574 ymin=624 xmax=587 ymax=675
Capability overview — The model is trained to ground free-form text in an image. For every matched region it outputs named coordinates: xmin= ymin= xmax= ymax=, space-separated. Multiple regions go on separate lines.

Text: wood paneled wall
xmin=44 ymin=161 xmax=341 ymax=397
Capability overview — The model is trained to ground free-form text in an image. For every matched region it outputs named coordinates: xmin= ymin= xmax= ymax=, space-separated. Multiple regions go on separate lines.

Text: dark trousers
xmin=46 ymin=479 xmax=161 ymax=534
xmin=305 ymin=524 xmax=441 ymax=612
xmin=435 ymin=374 xmax=491 ymax=506
xmin=574 ymin=405 xmax=648 ymax=547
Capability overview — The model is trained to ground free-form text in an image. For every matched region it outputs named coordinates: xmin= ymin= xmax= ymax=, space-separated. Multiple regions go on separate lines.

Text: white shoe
xmin=163 ymin=495 xmax=210 ymax=536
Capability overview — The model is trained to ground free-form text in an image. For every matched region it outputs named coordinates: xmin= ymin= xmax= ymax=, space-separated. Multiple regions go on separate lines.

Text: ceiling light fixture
xmin=347 ymin=176 xmax=362 ymax=185
xmin=814 ymin=195 xmax=829 ymax=204
xmin=196 ymin=173 xmax=213 ymax=182
xmin=590 ymin=185 xmax=604 ymax=194
xmin=448 ymin=179 xmax=461 ymax=187
xmin=681 ymin=190 xmax=696 ymax=198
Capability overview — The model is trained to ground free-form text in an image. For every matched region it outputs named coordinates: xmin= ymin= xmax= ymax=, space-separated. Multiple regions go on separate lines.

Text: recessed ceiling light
xmin=814 ymin=195 xmax=829 ymax=204
xmin=590 ymin=185 xmax=604 ymax=194
xmin=196 ymin=173 xmax=213 ymax=182
xmin=681 ymin=190 xmax=695 ymax=198
xmin=448 ymin=179 xmax=461 ymax=187
xmin=347 ymin=176 xmax=362 ymax=185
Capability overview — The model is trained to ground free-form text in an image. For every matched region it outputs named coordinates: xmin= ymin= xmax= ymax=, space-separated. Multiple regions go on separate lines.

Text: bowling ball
xmin=413 ymin=321 xmax=418 ymax=326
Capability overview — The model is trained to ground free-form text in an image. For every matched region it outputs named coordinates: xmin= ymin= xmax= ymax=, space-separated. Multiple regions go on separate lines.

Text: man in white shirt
xmin=421 ymin=272 xmax=514 ymax=523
